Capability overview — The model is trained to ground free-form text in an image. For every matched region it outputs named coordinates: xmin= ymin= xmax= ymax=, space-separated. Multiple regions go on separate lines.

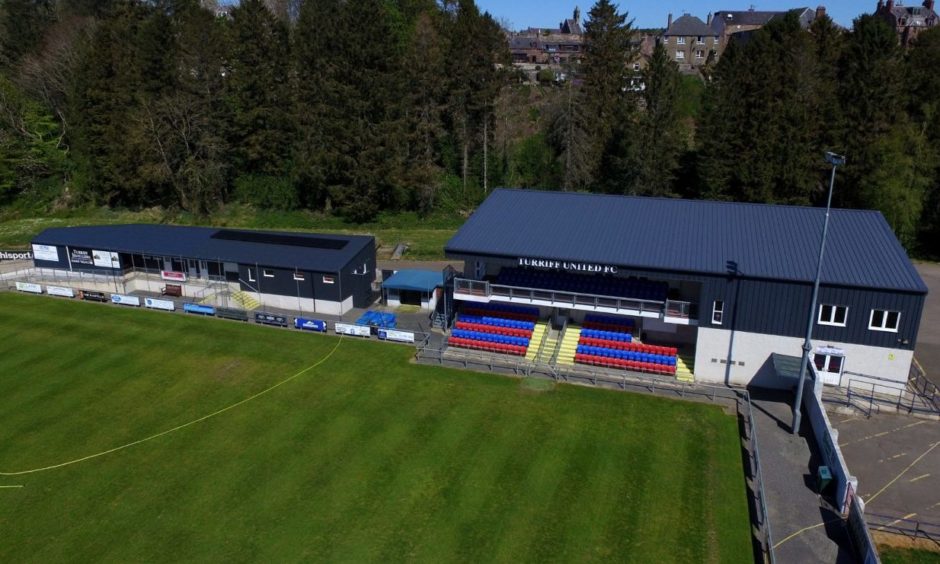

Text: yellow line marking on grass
xmin=0 ymin=336 xmax=344 ymax=477
xmin=842 ymin=421 xmax=926 ymax=446
xmin=867 ymin=441 xmax=940 ymax=505
xmin=909 ymin=473 xmax=931 ymax=483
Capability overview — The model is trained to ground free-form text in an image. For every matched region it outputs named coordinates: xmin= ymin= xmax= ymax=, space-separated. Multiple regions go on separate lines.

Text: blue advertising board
xmin=294 ymin=317 xmax=327 ymax=332
xmin=183 ymin=303 xmax=216 ymax=316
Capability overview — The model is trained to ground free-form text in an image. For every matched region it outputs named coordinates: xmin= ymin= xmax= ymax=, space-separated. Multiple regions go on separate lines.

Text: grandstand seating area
xmin=573 ymin=314 xmax=677 ymax=375
xmin=495 ymin=268 xmax=669 ymax=302
xmin=448 ymin=303 xmax=538 ymax=356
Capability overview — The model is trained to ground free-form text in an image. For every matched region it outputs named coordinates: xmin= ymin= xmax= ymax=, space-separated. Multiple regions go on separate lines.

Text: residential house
xmin=661 ymin=13 xmax=720 ymax=71
xmin=509 ymin=7 xmax=584 ymax=66
xmin=710 ymin=6 xmax=823 ymax=55
xmin=875 ymin=0 xmax=938 ymax=47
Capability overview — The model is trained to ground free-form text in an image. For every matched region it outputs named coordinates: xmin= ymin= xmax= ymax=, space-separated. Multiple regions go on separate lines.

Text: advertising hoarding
xmin=70 ymin=248 xmax=93 ymax=266
xmin=255 ymin=312 xmax=288 ymax=327
xmin=335 ymin=323 xmax=372 ymax=337
xmin=378 ymin=329 xmax=415 ymax=343
xmin=294 ymin=317 xmax=327 ymax=332
xmin=79 ymin=290 xmax=108 ymax=302
xmin=160 ymin=271 xmax=187 ymax=282
xmin=183 ymin=303 xmax=216 ymax=315
xmin=15 ymin=282 xmax=43 ymax=294
xmin=145 ymin=298 xmax=176 ymax=311
xmin=46 ymin=285 xmax=75 ymax=298
xmin=216 ymin=307 xmax=249 ymax=321
xmin=111 ymin=294 xmax=140 ymax=306
xmin=0 ymin=250 xmax=32 ymax=261
xmin=31 ymin=244 xmax=59 ymax=262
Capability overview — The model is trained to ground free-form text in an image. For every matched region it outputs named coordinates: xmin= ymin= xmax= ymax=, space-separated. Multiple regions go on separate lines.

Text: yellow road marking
xmin=867 ymin=441 xmax=940 ymax=505
xmin=0 ymin=336 xmax=344 ymax=477
xmin=909 ymin=473 xmax=931 ymax=483
xmin=875 ymin=512 xmax=917 ymax=531
xmin=773 ymin=519 xmax=843 ymax=549
xmin=842 ymin=421 xmax=926 ymax=446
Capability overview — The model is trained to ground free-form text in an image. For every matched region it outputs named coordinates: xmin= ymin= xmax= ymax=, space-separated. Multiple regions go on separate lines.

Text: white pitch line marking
xmin=0 ymin=485 xmax=24 ymax=489
xmin=875 ymin=512 xmax=918 ymax=531
xmin=909 ymin=473 xmax=931 ymax=483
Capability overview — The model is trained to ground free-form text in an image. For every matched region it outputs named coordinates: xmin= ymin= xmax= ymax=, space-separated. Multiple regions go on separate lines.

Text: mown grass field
xmin=881 ymin=547 xmax=940 ymax=564
xmin=0 ymin=293 xmax=752 ymax=562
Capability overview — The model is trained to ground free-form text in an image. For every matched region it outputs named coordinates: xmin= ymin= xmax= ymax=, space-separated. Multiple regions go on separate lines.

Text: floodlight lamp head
xmin=825 ymin=152 xmax=846 ymax=166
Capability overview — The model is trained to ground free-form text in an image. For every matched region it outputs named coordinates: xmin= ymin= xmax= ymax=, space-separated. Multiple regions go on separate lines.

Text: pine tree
xmin=631 ymin=42 xmax=682 ymax=196
xmin=905 ymin=27 xmax=940 ymax=256
xmin=0 ymin=0 xmax=56 ymax=70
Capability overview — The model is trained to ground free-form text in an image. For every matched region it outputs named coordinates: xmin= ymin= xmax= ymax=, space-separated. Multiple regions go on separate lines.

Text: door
xmin=187 ymin=259 xmax=199 ymax=279
xmin=814 ymin=348 xmax=845 ymax=386
xmin=199 ymin=260 xmax=208 ymax=280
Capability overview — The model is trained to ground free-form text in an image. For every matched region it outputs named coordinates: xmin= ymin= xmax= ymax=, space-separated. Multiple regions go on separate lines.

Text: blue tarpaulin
xmin=381 ymin=269 xmax=443 ymax=293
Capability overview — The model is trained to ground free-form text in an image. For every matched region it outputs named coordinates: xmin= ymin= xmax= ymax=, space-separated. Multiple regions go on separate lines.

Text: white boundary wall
xmin=694 ymin=327 xmax=912 ymax=391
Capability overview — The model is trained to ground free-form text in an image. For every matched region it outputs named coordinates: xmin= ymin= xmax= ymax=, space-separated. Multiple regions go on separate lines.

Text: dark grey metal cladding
xmin=702 ymin=277 xmax=924 ymax=350
xmin=445 ymin=189 xmax=928 ymax=294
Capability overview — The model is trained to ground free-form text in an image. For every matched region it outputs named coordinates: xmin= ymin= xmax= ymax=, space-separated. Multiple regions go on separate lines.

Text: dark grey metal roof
xmin=445 ymin=189 xmax=927 ymax=293
xmin=32 ymin=224 xmax=373 ymax=273
xmin=665 ymin=14 xmax=717 ymax=37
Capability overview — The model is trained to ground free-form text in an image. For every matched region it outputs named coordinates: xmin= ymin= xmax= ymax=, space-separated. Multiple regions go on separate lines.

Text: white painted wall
xmin=694 ymin=326 xmax=913 ymax=391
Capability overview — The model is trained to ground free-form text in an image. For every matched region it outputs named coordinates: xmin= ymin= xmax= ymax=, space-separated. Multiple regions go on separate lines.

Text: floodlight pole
xmin=792 ymin=152 xmax=845 ymax=434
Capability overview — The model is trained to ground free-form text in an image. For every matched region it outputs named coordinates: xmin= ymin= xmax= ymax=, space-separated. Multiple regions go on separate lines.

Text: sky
xmin=475 ymin=1 xmax=871 ymax=31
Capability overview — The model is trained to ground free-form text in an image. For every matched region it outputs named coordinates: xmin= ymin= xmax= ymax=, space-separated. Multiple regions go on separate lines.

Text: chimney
xmin=926 ymin=0 xmax=936 ymax=12
xmin=877 ymin=0 xmax=884 ymax=10
xmin=887 ymin=0 xmax=895 ymax=10
xmin=707 ymin=12 xmax=713 ymax=25
xmin=574 ymin=6 xmax=581 ymax=22
xmin=667 ymin=13 xmax=673 ymax=28
xmin=816 ymin=5 xmax=827 ymax=19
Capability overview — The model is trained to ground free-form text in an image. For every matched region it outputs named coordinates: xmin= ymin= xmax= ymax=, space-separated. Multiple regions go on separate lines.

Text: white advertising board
xmin=379 ymin=329 xmax=415 ymax=343
xmin=15 ymin=281 xmax=43 ymax=294
xmin=145 ymin=297 xmax=176 ymax=311
xmin=93 ymin=250 xmax=120 ymax=269
xmin=31 ymin=244 xmax=59 ymax=262
xmin=111 ymin=294 xmax=140 ymax=307
xmin=160 ymin=271 xmax=187 ymax=282
xmin=46 ymin=285 xmax=75 ymax=298
xmin=335 ymin=323 xmax=372 ymax=337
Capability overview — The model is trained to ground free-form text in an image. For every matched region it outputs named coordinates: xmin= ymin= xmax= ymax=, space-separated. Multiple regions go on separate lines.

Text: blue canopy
xmin=382 ymin=269 xmax=444 ymax=293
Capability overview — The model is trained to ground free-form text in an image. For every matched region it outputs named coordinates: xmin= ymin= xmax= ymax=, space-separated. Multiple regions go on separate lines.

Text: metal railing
xmin=822 ymin=375 xmax=940 ymax=418
xmin=867 ymin=512 xmax=940 ymax=547
xmin=910 ymin=359 xmax=940 ymax=412
xmin=664 ymin=299 xmax=697 ymax=320
xmin=454 ymin=277 xmax=672 ymax=318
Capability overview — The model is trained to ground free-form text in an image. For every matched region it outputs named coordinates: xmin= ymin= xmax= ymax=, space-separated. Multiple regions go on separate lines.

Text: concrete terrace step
xmin=556 ymin=326 xmax=582 ymax=366
xmin=525 ymin=322 xmax=548 ymax=361
xmin=231 ymin=290 xmax=260 ymax=311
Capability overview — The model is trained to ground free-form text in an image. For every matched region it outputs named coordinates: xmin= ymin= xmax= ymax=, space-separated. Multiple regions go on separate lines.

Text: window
xmin=662 ymin=37 xmax=668 ymax=44
xmin=818 ymin=304 xmax=848 ymax=327
xmin=676 ymin=51 xmax=685 ymax=61
xmin=677 ymin=36 xmax=686 ymax=45
xmin=247 ymin=268 xmax=256 ymax=282
xmin=869 ymin=309 xmax=900 ymax=332
xmin=263 ymin=268 xmax=274 ymax=278
xmin=814 ymin=353 xmax=843 ymax=374
xmin=633 ymin=62 xmax=641 ymax=71
xmin=696 ymin=36 xmax=704 ymax=44
xmin=293 ymin=272 xmax=305 ymax=282
xmin=695 ymin=50 xmax=705 ymax=59
xmin=322 ymin=275 xmax=335 ymax=285
xmin=712 ymin=300 xmax=724 ymax=325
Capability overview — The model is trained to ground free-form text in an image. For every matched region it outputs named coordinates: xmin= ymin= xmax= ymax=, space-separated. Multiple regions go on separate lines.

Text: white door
xmin=814 ymin=350 xmax=844 ymax=386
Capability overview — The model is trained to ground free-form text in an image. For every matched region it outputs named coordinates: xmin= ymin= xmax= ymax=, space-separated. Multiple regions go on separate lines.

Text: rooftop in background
xmin=710 ymin=7 xmax=818 ymax=33
xmin=444 ymin=189 xmax=927 ymax=293
xmin=32 ymin=224 xmax=373 ymax=272
xmin=382 ymin=269 xmax=445 ymax=293
xmin=664 ymin=14 xmax=718 ymax=37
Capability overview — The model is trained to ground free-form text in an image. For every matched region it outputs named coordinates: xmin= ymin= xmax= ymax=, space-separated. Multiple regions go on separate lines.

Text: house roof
xmin=711 ymin=7 xmax=814 ymax=32
xmin=882 ymin=4 xmax=938 ymax=25
xmin=664 ymin=14 xmax=717 ymax=37
xmin=32 ymin=224 xmax=373 ymax=273
xmin=382 ymin=269 xmax=444 ymax=293
xmin=444 ymin=189 xmax=927 ymax=293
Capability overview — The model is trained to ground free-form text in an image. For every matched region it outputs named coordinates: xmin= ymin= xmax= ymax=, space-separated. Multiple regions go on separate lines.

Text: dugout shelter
xmin=444 ymin=189 xmax=927 ymax=391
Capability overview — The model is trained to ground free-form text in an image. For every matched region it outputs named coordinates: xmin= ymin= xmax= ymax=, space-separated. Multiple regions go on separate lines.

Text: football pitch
xmin=0 ymin=293 xmax=752 ymax=562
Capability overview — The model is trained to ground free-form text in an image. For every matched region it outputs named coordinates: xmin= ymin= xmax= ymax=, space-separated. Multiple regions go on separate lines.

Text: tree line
xmin=1 ymin=0 xmax=938 ymax=256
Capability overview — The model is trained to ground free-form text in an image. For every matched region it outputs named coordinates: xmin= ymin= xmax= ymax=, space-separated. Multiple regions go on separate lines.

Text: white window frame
xmin=677 ymin=36 xmax=686 ymax=45
xmin=817 ymin=304 xmax=848 ymax=327
xmin=868 ymin=309 xmax=900 ymax=333
xmin=662 ymin=36 xmax=669 ymax=44
xmin=293 ymin=272 xmax=305 ymax=282
xmin=711 ymin=300 xmax=724 ymax=325
xmin=695 ymin=50 xmax=705 ymax=59
xmin=696 ymin=36 xmax=704 ymax=44
xmin=322 ymin=275 xmax=335 ymax=285
xmin=262 ymin=268 xmax=274 ymax=278
xmin=676 ymin=51 xmax=685 ymax=60
xmin=247 ymin=268 xmax=256 ymax=282
xmin=814 ymin=353 xmax=844 ymax=375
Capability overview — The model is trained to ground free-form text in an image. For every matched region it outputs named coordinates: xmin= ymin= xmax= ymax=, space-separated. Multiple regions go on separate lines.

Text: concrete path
xmin=914 ymin=262 xmax=940 ymax=387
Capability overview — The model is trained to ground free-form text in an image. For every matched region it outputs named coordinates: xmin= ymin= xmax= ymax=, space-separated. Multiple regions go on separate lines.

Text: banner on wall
xmin=111 ymin=294 xmax=140 ymax=307
xmin=15 ymin=282 xmax=42 ymax=294
xmin=93 ymin=250 xmax=120 ymax=269
xmin=46 ymin=286 xmax=75 ymax=298
xmin=79 ymin=290 xmax=108 ymax=302
xmin=216 ymin=307 xmax=249 ymax=321
xmin=70 ymin=248 xmax=94 ymax=266
xmin=0 ymin=250 xmax=32 ymax=261
xmin=378 ymin=329 xmax=415 ymax=343
xmin=31 ymin=244 xmax=58 ymax=262
xmin=335 ymin=323 xmax=371 ymax=337
xmin=160 ymin=271 xmax=186 ymax=282
xmin=183 ymin=303 xmax=216 ymax=315
xmin=145 ymin=298 xmax=176 ymax=311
